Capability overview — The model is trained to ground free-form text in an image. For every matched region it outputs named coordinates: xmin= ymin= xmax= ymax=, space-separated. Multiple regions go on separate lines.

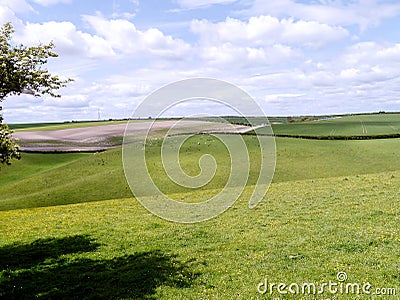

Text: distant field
xmin=11 ymin=120 xmax=249 ymax=153
xmin=10 ymin=118 xmax=200 ymax=132
xmin=197 ymin=116 xmax=287 ymax=125
xmin=9 ymin=120 xmax=129 ymax=131
xmin=272 ymin=113 xmax=400 ymax=137
xmin=9 ymin=113 xmax=400 ymax=137
xmin=204 ymin=113 xmax=400 ymax=137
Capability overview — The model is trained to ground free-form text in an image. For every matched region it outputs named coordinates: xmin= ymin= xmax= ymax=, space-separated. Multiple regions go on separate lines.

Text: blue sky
xmin=1 ymin=0 xmax=400 ymax=122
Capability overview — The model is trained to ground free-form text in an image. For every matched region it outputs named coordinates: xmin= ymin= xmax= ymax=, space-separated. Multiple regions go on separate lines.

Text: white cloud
xmin=0 ymin=0 xmax=33 ymax=13
xmin=88 ymin=79 xmax=151 ymax=98
xmin=198 ymin=43 xmax=264 ymax=66
xmin=0 ymin=0 xmax=32 ymax=27
xmin=279 ymin=19 xmax=348 ymax=48
xmin=175 ymin=0 xmax=237 ymax=9
xmin=42 ymin=94 xmax=89 ymax=108
xmin=15 ymin=21 xmax=115 ymax=58
xmin=198 ymin=43 xmax=298 ymax=68
xmin=31 ymin=0 xmax=72 ymax=6
xmin=242 ymin=0 xmax=400 ymax=30
xmin=339 ymin=66 xmax=393 ymax=85
xmin=0 ymin=5 xmax=19 ymax=25
xmin=376 ymin=44 xmax=400 ymax=62
xmin=82 ymin=14 xmax=191 ymax=59
xmin=191 ymin=16 xmax=349 ymax=48
xmin=343 ymin=42 xmax=400 ymax=66
xmin=111 ymin=0 xmax=138 ymax=20
xmin=335 ymin=42 xmax=400 ymax=85
xmin=111 ymin=11 xmax=136 ymax=20
xmin=264 ymin=93 xmax=305 ymax=103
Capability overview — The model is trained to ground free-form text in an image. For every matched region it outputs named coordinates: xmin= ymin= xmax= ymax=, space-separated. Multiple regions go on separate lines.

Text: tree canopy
xmin=0 ymin=22 xmax=72 ymax=165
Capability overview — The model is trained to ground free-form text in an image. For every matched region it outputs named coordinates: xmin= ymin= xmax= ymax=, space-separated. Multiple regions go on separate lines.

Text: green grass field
xmin=199 ymin=113 xmax=400 ymax=137
xmin=1 ymin=137 xmax=400 ymax=211
xmin=1 ymin=171 xmax=399 ymax=299
xmin=272 ymin=113 xmax=400 ymax=137
xmin=1 ymin=116 xmax=400 ymax=299
xmin=0 ymin=152 xmax=91 ymax=186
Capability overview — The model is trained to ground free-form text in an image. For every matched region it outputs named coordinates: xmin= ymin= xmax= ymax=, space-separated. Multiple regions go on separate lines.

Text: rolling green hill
xmin=0 ymin=153 xmax=91 ymax=186
xmin=1 ymin=136 xmax=400 ymax=210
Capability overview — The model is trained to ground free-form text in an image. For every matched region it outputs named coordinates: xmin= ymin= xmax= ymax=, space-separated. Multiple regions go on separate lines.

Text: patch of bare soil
xmin=14 ymin=120 xmax=249 ymax=152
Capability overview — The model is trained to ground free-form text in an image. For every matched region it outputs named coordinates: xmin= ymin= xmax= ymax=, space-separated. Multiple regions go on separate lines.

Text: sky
xmin=1 ymin=0 xmax=400 ymax=122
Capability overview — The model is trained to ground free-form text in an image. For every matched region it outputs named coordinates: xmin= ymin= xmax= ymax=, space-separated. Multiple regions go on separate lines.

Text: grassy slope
xmin=272 ymin=113 xmax=400 ymax=136
xmin=1 ymin=136 xmax=400 ymax=210
xmin=1 ymin=171 xmax=399 ymax=299
xmin=0 ymin=149 xmax=129 ymax=210
xmin=0 ymin=153 xmax=91 ymax=186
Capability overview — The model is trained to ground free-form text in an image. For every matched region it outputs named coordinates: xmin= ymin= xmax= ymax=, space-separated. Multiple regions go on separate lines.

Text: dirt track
xmin=14 ymin=120 xmax=249 ymax=152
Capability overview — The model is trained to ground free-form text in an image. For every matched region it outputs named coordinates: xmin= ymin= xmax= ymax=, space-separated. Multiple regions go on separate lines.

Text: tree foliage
xmin=0 ymin=22 xmax=72 ymax=165
xmin=0 ymin=123 xmax=20 ymax=164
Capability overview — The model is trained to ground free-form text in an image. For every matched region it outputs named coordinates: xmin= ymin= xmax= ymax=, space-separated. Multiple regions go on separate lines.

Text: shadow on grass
xmin=0 ymin=235 xmax=101 ymax=270
xmin=0 ymin=235 xmax=198 ymax=299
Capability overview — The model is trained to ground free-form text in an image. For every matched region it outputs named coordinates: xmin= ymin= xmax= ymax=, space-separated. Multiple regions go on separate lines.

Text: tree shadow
xmin=0 ymin=235 xmax=100 ymax=270
xmin=0 ymin=235 xmax=198 ymax=299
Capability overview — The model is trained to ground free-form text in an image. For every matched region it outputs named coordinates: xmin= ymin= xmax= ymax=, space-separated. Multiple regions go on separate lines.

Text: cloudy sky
xmin=1 ymin=0 xmax=400 ymax=122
